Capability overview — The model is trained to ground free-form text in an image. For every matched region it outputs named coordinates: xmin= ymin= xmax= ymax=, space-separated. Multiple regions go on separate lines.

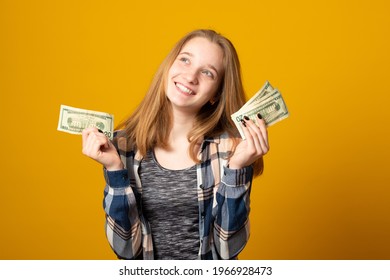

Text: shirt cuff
xmin=222 ymin=165 xmax=253 ymax=187
xmin=103 ymin=168 xmax=130 ymax=188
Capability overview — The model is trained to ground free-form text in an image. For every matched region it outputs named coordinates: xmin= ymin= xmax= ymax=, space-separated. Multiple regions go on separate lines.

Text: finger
xmin=82 ymin=127 xmax=99 ymax=144
xmin=240 ymin=119 xmax=253 ymax=143
xmin=249 ymin=122 xmax=268 ymax=155
xmin=93 ymin=129 xmax=110 ymax=149
xmin=244 ymin=117 xmax=263 ymax=154
xmin=83 ymin=131 xmax=96 ymax=156
xmin=91 ymin=136 xmax=109 ymax=157
xmin=82 ymin=128 xmax=91 ymax=147
xmin=84 ymin=131 xmax=109 ymax=157
xmin=83 ymin=126 xmax=99 ymax=135
xmin=239 ymin=120 xmax=254 ymax=152
xmin=93 ymin=132 xmax=110 ymax=150
xmin=255 ymin=115 xmax=269 ymax=150
xmin=100 ymin=131 xmax=110 ymax=149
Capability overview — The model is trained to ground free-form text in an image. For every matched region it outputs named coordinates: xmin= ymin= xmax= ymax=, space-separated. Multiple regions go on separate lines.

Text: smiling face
xmin=165 ymin=37 xmax=225 ymax=114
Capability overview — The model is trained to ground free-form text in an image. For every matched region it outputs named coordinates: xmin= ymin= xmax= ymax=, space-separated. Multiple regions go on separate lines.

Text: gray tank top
xmin=139 ymin=150 xmax=199 ymax=259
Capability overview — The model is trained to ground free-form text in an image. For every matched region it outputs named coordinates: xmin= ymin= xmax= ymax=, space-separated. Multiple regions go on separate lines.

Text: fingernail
xmin=257 ymin=113 xmax=262 ymax=119
xmin=241 ymin=119 xmax=247 ymax=127
xmin=244 ymin=116 xmax=250 ymax=121
xmin=98 ymin=129 xmax=103 ymax=133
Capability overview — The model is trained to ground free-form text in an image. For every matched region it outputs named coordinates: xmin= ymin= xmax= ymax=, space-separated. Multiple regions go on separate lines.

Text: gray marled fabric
xmin=139 ymin=150 xmax=199 ymax=260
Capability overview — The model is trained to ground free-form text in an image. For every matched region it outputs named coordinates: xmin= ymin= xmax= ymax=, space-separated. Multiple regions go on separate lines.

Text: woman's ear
xmin=209 ymin=94 xmax=220 ymax=105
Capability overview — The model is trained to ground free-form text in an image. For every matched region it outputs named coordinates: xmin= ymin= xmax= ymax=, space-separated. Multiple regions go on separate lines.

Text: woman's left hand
xmin=228 ymin=114 xmax=269 ymax=169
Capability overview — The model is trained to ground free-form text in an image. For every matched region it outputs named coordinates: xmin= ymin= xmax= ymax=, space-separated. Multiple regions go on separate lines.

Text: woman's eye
xmin=179 ymin=57 xmax=190 ymax=64
xmin=202 ymin=70 xmax=214 ymax=78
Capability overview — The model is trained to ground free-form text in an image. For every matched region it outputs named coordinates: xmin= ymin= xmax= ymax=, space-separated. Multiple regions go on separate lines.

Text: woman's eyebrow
xmin=179 ymin=51 xmax=193 ymax=56
xmin=207 ymin=64 xmax=219 ymax=75
xmin=179 ymin=52 xmax=219 ymax=74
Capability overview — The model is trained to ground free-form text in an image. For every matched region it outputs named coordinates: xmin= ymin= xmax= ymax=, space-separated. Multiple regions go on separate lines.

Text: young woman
xmin=82 ymin=29 xmax=269 ymax=260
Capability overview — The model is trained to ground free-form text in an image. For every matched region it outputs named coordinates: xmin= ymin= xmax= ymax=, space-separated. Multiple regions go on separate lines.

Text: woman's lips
xmin=175 ymin=82 xmax=195 ymax=95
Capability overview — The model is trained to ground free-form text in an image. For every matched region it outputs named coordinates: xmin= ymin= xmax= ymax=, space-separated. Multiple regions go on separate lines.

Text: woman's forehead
xmin=180 ymin=37 xmax=224 ymax=70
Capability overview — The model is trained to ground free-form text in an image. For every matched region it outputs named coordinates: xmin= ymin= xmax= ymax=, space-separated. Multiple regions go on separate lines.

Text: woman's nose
xmin=183 ymin=69 xmax=198 ymax=84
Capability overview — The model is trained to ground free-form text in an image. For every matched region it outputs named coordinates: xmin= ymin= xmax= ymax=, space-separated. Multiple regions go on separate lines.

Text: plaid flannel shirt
xmin=103 ymin=131 xmax=253 ymax=260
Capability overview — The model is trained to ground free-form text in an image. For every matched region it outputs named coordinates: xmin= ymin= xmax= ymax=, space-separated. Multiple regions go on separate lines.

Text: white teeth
xmin=176 ymin=83 xmax=194 ymax=95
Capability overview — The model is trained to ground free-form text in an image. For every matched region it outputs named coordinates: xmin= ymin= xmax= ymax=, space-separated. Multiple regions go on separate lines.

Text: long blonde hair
xmin=117 ymin=29 xmax=263 ymax=176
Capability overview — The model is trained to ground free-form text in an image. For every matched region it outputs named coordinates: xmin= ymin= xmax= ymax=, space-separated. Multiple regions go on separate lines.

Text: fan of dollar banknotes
xmin=231 ymin=81 xmax=289 ymax=139
xmin=58 ymin=81 xmax=288 ymax=140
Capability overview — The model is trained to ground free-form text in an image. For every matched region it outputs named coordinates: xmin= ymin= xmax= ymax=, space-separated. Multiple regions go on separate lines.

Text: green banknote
xmin=231 ymin=81 xmax=289 ymax=139
xmin=57 ymin=104 xmax=114 ymax=139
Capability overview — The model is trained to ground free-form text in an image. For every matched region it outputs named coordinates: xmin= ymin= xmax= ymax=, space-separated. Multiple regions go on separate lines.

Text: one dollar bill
xmin=57 ymin=104 xmax=114 ymax=139
xmin=231 ymin=81 xmax=289 ymax=139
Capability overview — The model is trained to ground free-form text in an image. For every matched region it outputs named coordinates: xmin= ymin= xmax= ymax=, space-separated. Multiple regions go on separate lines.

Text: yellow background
xmin=1 ymin=0 xmax=389 ymax=259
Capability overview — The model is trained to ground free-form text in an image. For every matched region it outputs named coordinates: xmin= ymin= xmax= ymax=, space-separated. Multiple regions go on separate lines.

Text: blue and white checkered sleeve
xmin=103 ymin=168 xmax=142 ymax=259
xmin=214 ymin=165 xmax=253 ymax=259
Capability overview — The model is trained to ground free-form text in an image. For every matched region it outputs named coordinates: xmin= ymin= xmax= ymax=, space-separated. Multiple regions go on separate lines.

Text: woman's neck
xmin=169 ymin=108 xmax=196 ymax=143
xmin=153 ymin=109 xmax=198 ymax=170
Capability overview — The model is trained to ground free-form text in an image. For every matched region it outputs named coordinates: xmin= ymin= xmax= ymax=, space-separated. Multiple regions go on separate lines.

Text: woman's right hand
xmin=82 ymin=127 xmax=124 ymax=171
